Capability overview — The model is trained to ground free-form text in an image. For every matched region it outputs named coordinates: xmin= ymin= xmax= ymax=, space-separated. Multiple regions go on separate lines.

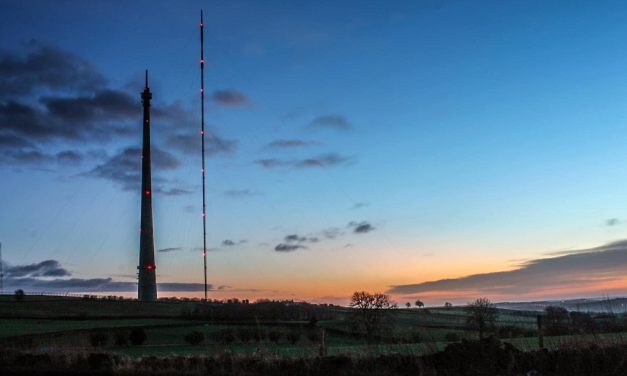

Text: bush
xmin=237 ymin=328 xmax=253 ymax=343
xmin=445 ymin=332 xmax=460 ymax=342
xmin=14 ymin=289 xmax=25 ymax=302
xmin=286 ymin=331 xmax=300 ymax=344
xmin=267 ymin=331 xmax=282 ymax=343
xmin=307 ymin=330 xmax=321 ymax=343
xmin=183 ymin=330 xmax=205 ymax=345
xmin=129 ymin=328 xmax=147 ymax=346
xmin=212 ymin=328 xmax=235 ymax=345
xmin=114 ymin=331 xmax=128 ymax=346
xmin=90 ymin=332 xmax=108 ymax=347
xmin=411 ymin=332 xmax=422 ymax=343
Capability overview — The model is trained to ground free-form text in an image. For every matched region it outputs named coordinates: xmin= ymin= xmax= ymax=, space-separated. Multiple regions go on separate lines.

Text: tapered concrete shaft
xmin=138 ymin=70 xmax=157 ymax=301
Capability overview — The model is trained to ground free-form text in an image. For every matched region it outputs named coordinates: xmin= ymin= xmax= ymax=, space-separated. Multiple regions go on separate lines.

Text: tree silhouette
xmin=465 ymin=298 xmax=497 ymax=340
xmin=415 ymin=300 xmax=424 ymax=308
xmin=405 ymin=302 xmax=411 ymax=308
xmin=350 ymin=291 xmax=397 ymax=340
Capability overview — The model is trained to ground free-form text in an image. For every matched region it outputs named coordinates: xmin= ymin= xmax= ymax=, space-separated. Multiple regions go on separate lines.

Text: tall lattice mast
xmin=200 ymin=10 xmax=208 ymax=301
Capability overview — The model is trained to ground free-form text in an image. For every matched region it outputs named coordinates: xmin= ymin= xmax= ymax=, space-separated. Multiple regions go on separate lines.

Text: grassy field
xmin=1 ymin=295 xmax=626 ymax=360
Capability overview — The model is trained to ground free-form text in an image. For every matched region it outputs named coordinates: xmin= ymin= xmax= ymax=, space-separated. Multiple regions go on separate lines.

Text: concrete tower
xmin=138 ymin=70 xmax=157 ymax=301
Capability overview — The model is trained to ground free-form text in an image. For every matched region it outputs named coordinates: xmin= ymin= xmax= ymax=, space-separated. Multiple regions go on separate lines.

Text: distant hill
xmin=495 ymin=297 xmax=627 ymax=313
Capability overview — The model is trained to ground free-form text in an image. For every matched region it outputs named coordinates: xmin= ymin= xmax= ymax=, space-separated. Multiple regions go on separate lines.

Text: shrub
xmin=129 ymin=328 xmax=147 ymax=346
xmin=268 ymin=330 xmax=282 ymax=343
xmin=90 ymin=332 xmax=108 ymax=347
xmin=411 ymin=332 xmax=422 ymax=343
xmin=87 ymin=353 xmax=114 ymax=371
xmin=184 ymin=330 xmax=205 ymax=345
xmin=307 ymin=330 xmax=321 ymax=343
xmin=114 ymin=331 xmax=128 ymax=346
xmin=237 ymin=328 xmax=253 ymax=343
xmin=14 ymin=289 xmax=25 ymax=302
xmin=445 ymin=332 xmax=460 ymax=342
xmin=286 ymin=331 xmax=300 ymax=344
xmin=212 ymin=328 xmax=235 ymax=345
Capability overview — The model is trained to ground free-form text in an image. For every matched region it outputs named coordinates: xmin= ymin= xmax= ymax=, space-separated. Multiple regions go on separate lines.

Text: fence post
xmin=537 ymin=314 xmax=544 ymax=349
xmin=319 ymin=327 xmax=327 ymax=356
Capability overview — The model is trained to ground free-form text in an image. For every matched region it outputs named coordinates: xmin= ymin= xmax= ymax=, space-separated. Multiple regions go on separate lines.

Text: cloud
xmin=211 ymin=89 xmax=250 ymax=106
xmin=0 ymin=42 xmax=105 ymax=99
xmin=42 ymin=89 xmax=137 ymax=122
xmin=86 ymin=147 xmax=180 ymax=191
xmin=56 ymin=150 xmax=82 ymax=164
xmin=224 ymin=189 xmax=261 ymax=198
xmin=349 ymin=221 xmax=375 ymax=234
xmin=308 ymin=115 xmax=351 ymax=131
xmin=154 ymin=187 xmax=193 ymax=196
xmin=254 ymin=158 xmax=287 ymax=168
xmin=284 ymin=234 xmax=318 ymax=243
xmin=322 ymin=227 xmax=343 ymax=239
xmin=387 ymin=239 xmax=627 ymax=296
xmin=254 ymin=154 xmax=350 ymax=169
xmin=222 ymin=240 xmax=235 ymax=246
xmin=295 ymin=154 xmax=349 ymax=168
xmin=158 ymin=247 xmax=184 ymax=253
xmin=4 ymin=259 xmax=217 ymax=292
xmin=274 ymin=243 xmax=307 ymax=252
xmin=606 ymin=218 xmax=621 ymax=226
xmin=351 ymin=202 xmax=369 ymax=210
xmin=265 ymin=139 xmax=315 ymax=149
xmin=0 ymin=42 xmax=239 ymax=182
xmin=5 ymin=259 xmax=70 ymax=278
xmin=167 ymin=132 xmax=237 ymax=156
xmin=6 ymin=277 xmax=214 ymax=292
xmin=285 ymin=234 xmax=306 ymax=243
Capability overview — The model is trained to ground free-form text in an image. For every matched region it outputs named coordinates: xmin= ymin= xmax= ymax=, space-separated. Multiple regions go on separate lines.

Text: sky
xmin=2 ymin=0 xmax=627 ymax=305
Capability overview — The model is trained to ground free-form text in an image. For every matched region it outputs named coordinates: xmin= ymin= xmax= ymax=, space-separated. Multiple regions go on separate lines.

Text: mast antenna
xmin=200 ymin=10 xmax=208 ymax=301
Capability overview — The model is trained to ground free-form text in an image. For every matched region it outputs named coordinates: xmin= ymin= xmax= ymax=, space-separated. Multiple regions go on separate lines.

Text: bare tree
xmin=350 ymin=291 xmax=397 ymax=340
xmin=465 ymin=298 xmax=497 ymax=340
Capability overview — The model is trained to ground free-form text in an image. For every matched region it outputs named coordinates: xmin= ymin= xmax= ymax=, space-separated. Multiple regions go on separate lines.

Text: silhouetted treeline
xmin=182 ymin=300 xmax=344 ymax=322
xmin=543 ymin=306 xmax=627 ymax=335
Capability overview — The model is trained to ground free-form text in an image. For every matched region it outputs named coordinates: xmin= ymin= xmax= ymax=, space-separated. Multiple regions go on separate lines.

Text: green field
xmin=1 ymin=295 xmax=626 ymax=359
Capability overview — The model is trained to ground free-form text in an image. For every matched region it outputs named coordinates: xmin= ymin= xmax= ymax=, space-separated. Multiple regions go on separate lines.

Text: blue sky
xmin=2 ymin=0 xmax=627 ymax=304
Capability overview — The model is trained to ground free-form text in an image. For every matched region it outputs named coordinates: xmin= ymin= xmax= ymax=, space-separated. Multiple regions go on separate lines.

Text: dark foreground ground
xmin=2 ymin=337 xmax=627 ymax=376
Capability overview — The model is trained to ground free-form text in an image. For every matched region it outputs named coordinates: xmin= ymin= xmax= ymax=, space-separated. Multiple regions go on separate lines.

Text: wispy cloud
xmin=0 ymin=41 xmax=105 ymax=99
xmin=158 ymin=247 xmax=184 ymax=253
xmin=85 ymin=147 xmax=181 ymax=192
xmin=274 ymin=244 xmax=307 ymax=252
xmin=254 ymin=154 xmax=350 ymax=169
xmin=350 ymin=202 xmax=369 ymax=210
xmin=308 ymin=115 xmax=351 ymax=131
xmin=606 ymin=218 xmax=622 ymax=226
xmin=211 ymin=89 xmax=250 ymax=107
xmin=167 ymin=132 xmax=237 ymax=157
xmin=349 ymin=221 xmax=376 ymax=234
xmin=388 ymin=240 xmax=627 ymax=297
xmin=4 ymin=259 xmax=216 ymax=292
xmin=224 ymin=189 xmax=261 ymax=198
xmin=5 ymin=260 xmax=70 ymax=278
xmin=264 ymin=139 xmax=316 ymax=149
